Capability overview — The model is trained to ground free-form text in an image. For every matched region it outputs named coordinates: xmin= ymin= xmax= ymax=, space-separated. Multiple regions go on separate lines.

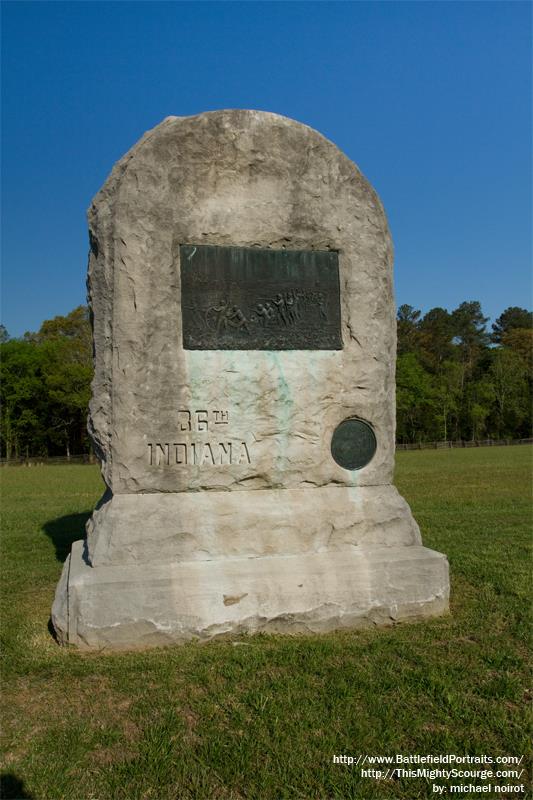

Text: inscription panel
xmin=148 ymin=441 xmax=251 ymax=467
xmin=147 ymin=407 xmax=252 ymax=468
xmin=180 ymin=245 xmax=342 ymax=350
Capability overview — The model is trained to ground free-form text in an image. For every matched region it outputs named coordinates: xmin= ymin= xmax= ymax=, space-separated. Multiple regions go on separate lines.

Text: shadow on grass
xmin=0 ymin=773 xmax=34 ymax=799
xmin=47 ymin=617 xmax=60 ymax=645
xmin=42 ymin=511 xmax=91 ymax=563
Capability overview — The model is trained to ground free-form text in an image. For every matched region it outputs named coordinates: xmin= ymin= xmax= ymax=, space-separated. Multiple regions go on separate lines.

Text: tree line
xmin=396 ymin=302 xmax=532 ymax=443
xmin=0 ymin=302 xmax=531 ymax=458
xmin=0 ymin=307 xmax=92 ymax=459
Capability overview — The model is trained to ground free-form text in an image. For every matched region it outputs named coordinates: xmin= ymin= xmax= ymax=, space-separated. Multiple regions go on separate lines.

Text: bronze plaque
xmin=331 ymin=418 xmax=377 ymax=470
xmin=180 ymin=245 xmax=342 ymax=350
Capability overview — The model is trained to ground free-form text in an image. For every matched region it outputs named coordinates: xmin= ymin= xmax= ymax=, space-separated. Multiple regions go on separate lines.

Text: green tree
xmin=451 ymin=301 xmax=490 ymax=389
xmin=488 ymin=349 xmax=529 ymax=438
xmin=396 ymin=353 xmax=434 ymax=443
xmin=0 ymin=340 xmax=47 ymax=458
xmin=418 ymin=307 xmax=455 ymax=373
xmin=433 ymin=360 xmax=463 ymax=441
xmin=35 ymin=305 xmax=91 ymax=355
xmin=397 ymin=305 xmax=421 ymax=356
xmin=0 ymin=306 xmax=93 ymax=458
xmin=41 ymin=338 xmax=92 ymax=457
xmin=492 ymin=306 xmax=533 ymax=344
xmin=501 ymin=328 xmax=533 ymax=375
xmin=464 ymin=377 xmax=495 ymax=441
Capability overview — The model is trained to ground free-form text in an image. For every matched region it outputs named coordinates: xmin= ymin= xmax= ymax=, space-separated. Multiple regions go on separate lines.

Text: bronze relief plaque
xmin=180 ymin=245 xmax=342 ymax=350
xmin=331 ymin=418 xmax=377 ymax=471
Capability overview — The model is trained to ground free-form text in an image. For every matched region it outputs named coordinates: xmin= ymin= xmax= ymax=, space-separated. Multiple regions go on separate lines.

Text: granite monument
xmin=52 ymin=110 xmax=449 ymax=649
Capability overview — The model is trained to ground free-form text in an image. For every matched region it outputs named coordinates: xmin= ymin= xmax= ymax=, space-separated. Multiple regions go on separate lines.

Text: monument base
xmin=85 ymin=485 xmax=425 ymax=567
xmin=52 ymin=542 xmax=449 ymax=650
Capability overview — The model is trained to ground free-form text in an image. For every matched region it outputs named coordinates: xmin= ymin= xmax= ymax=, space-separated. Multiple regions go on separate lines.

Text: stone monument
xmin=52 ymin=110 xmax=449 ymax=649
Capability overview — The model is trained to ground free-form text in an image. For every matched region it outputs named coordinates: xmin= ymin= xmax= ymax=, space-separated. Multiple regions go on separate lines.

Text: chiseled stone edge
xmin=87 ymin=117 xmax=179 ymax=489
xmin=54 ymin=540 xmax=449 ymax=651
xmin=50 ymin=551 xmax=71 ymax=645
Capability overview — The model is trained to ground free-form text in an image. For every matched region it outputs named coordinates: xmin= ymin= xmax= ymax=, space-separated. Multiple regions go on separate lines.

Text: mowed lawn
xmin=1 ymin=447 xmax=531 ymax=800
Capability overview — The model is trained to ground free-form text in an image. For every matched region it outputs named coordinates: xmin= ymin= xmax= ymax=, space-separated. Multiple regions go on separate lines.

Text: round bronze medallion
xmin=331 ymin=418 xmax=377 ymax=471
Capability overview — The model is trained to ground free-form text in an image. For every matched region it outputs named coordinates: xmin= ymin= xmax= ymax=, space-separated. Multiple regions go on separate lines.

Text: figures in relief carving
xmin=200 ymin=287 xmax=329 ymax=342
xmin=207 ymin=300 xmax=251 ymax=335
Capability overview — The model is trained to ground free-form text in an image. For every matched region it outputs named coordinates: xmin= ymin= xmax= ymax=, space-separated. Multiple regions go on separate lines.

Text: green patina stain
xmin=348 ymin=469 xmax=360 ymax=503
xmin=270 ymin=352 xmax=293 ymax=478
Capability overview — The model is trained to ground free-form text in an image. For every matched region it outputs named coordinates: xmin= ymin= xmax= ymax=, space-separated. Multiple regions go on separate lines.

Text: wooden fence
xmin=0 ymin=453 xmax=97 ymax=467
xmin=396 ymin=438 xmax=533 ymax=451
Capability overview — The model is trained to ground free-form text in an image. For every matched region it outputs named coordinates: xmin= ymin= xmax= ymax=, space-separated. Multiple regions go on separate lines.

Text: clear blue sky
xmin=2 ymin=1 xmax=531 ymax=338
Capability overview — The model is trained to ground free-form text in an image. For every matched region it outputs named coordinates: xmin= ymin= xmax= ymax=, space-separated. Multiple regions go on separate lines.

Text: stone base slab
xmin=87 ymin=485 xmax=422 ymax=567
xmin=52 ymin=542 xmax=449 ymax=650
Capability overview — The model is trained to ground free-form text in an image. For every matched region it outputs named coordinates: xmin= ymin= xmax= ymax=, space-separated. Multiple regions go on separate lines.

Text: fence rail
xmin=0 ymin=453 xmax=97 ymax=467
xmin=396 ymin=438 xmax=533 ymax=451
xmin=1 ymin=439 xmax=531 ymax=466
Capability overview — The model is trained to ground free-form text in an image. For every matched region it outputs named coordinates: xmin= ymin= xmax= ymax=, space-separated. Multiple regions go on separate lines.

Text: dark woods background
xmin=1 ymin=302 xmax=532 ymax=458
xmin=0 ymin=308 xmax=92 ymax=459
xmin=396 ymin=303 xmax=532 ymax=444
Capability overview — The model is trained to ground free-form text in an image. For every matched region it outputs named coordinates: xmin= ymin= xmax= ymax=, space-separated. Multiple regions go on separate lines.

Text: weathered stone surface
xmin=52 ymin=110 xmax=450 ymax=649
xmin=86 ymin=485 xmax=421 ymax=567
xmin=86 ymin=110 xmax=395 ymax=494
xmin=50 ymin=552 xmax=70 ymax=645
xmin=64 ymin=540 xmax=449 ymax=650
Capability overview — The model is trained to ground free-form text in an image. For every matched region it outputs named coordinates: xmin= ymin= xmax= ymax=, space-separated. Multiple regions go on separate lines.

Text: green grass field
xmin=1 ymin=447 xmax=531 ymax=800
